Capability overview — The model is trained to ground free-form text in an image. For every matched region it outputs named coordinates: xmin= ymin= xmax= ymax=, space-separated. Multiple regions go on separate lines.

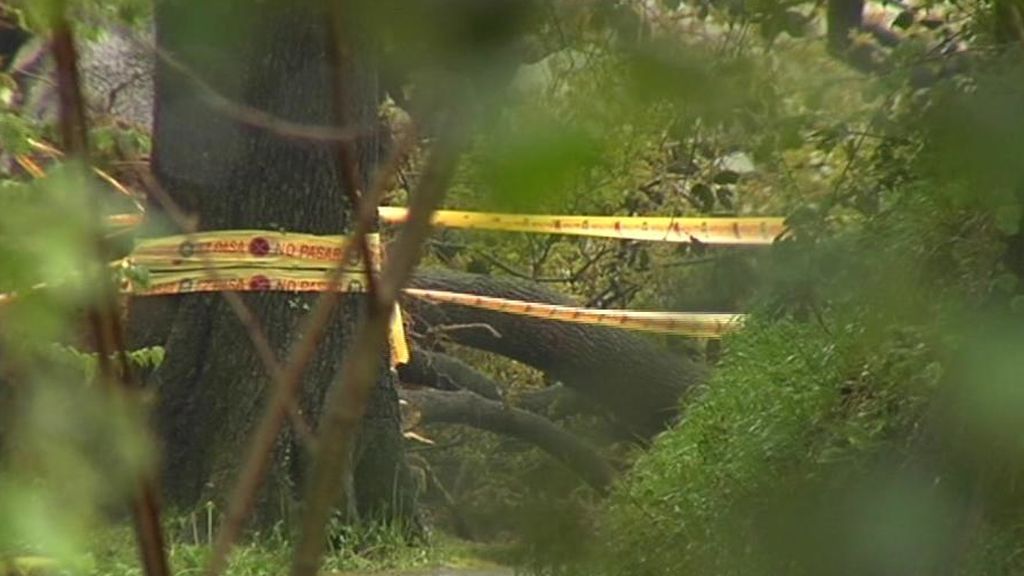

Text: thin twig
xmin=327 ymin=0 xmax=379 ymax=301
xmin=49 ymin=10 xmax=170 ymax=576
xmin=291 ymin=102 xmax=470 ymax=576
xmin=426 ymin=323 xmax=503 ymax=339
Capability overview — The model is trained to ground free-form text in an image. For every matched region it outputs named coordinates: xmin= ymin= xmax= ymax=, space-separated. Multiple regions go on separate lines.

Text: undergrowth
xmin=566 ymin=192 xmax=1024 ymax=575
xmin=584 ymin=315 xmax=943 ymax=576
xmin=79 ymin=518 xmax=495 ymax=576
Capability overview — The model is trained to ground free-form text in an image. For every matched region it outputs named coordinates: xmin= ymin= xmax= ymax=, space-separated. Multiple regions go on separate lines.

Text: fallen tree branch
xmin=404 ymin=268 xmax=707 ymax=438
xmin=398 ymin=349 xmax=504 ymax=401
xmin=400 ymin=388 xmax=615 ymax=494
xmin=515 ymin=384 xmax=596 ymax=420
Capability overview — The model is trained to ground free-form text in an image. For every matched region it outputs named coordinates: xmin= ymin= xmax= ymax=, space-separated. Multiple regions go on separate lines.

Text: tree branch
xmin=398 ymin=349 xmax=504 ymax=401
xmin=400 ymin=388 xmax=615 ymax=494
xmin=515 ymin=384 xmax=596 ymax=420
xmin=50 ymin=10 xmax=169 ymax=576
xmin=404 ymin=268 xmax=707 ymax=438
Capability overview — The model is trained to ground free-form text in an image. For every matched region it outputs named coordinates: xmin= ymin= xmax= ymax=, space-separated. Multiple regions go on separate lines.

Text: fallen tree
xmin=400 ymin=387 xmax=615 ymax=493
xmin=132 ymin=268 xmax=707 ymax=440
xmin=403 ymin=268 xmax=707 ymax=438
xmin=397 ymin=345 xmax=617 ymax=497
xmin=400 ymin=347 xmax=626 ymax=426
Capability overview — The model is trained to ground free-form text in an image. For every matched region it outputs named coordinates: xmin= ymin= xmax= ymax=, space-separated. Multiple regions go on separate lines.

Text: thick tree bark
xmin=137 ymin=0 xmax=413 ymax=525
xmin=399 ymin=348 xmax=599 ymax=420
xmin=401 ymin=388 xmax=615 ymax=493
xmin=403 ymin=268 xmax=707 ymax=438
xmin=515 ymin=384 xmax=596 ymax=420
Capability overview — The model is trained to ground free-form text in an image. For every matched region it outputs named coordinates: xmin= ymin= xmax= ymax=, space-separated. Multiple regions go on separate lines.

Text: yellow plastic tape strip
xmin=379 ymin=207 xmax=784 ymax=245
xmin=108 ymin=208 xmax=786 ymax=245
xmin=130 ymin=267 xmax=371 ymax=296
xmin=127 ymin=267 xmax=409 ymax=366
xmin=404 ymin=288 xmax=744 ymax=338
xmin=131 ymin=231 xmax=379 ymax=271
xmin=127 ymin=230 xmax=404 ymax=365
xmin=107 ymin=212 xmax=145 ymax=230
xmin=390 ymin=303 xmax=410 ymax=368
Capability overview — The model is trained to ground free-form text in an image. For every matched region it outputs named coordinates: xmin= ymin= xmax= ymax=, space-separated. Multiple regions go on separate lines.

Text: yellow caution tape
xmin=106 ymin=212 xmax=145 ymax=230
xmin=379 ymin=207 xmax=785 ymax=245
xmin=390 ymin=302 xmax=410 ymax=369
xmin=131 ymin=230 xmax=379 ymax=271
xmin=128 ymin=267 xmax=408 ymax=367
xmin=129 ymin=267 xmax=373 ymax=296
xmin=404 ymin=288 xmax=744 ymax=338
xmin=0 ymin=230 xmax=411 ymax=366
xmin=123 ymin=230 xmax=408 ymax=366
xmin=102 ymin=207 xmax=785 ymax=245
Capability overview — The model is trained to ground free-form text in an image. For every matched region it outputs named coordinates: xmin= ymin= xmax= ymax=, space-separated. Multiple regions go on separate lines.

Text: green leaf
xmin=476 ymin=117 xmax=602 ymax=212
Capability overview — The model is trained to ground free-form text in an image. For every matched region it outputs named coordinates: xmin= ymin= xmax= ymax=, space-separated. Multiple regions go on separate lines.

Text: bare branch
xmin=136 ymin=172 xmax=317 ymax=449
xmin=426 ymin=322 xmax=503 ymax=339
xmin=327 ymin=0 xmax=379 ymax=302
xmin=400 ymin=388 xmax=615 ymax=493
xmin=50 ymin=11 xmax=169 ymax=576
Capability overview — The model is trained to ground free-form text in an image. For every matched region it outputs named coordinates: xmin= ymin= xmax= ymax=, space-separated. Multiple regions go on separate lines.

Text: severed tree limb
xmin=398 ymin=348 xmax=602 ymax=423
xmin=398 ymin=349 xmax=504 ymax=401
xmin=400 ymin=388 xmax=615 ymax=494
xmin=515 ymin=383 xmax=597 ymax=420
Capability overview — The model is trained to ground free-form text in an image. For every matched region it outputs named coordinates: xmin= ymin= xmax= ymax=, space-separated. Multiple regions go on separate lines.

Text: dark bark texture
xmin=398 ymin=349 xmax=504 ymax=401
xmin=399 ymin=348 xmax=600 ymax=421
xmin=403 ymin=268 xmax=707 ymax=438
xmin=136 ymin=0 xmax=413 ymax=524
xmin=515 ymin=384 xmax=596 ymax=420
xmin=401 ymin=388 xmax=615 ymax=493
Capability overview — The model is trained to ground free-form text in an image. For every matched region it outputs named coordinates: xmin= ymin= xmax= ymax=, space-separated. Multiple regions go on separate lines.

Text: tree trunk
xmin=137 ymin=0 xmax=413 ymax=526
xmin=403 ymin=268 xmax=707 ymax=438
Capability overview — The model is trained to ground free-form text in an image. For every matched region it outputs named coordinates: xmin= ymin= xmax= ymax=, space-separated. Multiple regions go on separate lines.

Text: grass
xmin=0 ymin=516 xmax=504 ymax=576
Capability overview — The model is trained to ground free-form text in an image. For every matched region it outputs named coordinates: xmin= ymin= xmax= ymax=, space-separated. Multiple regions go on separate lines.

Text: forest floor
xmin=331 ymin=568 xmax=513 ymax=576
xmin=48 ymin=525 xmax=518 ymax=576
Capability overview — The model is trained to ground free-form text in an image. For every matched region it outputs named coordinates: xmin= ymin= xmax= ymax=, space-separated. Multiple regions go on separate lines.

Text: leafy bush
xmin=574 ymin=186 xmax=1024 ymax=575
